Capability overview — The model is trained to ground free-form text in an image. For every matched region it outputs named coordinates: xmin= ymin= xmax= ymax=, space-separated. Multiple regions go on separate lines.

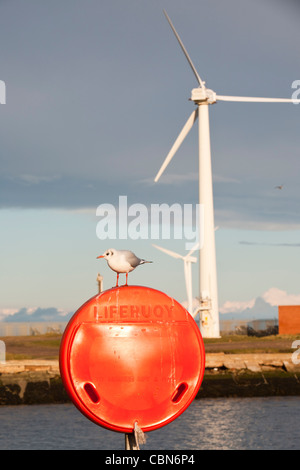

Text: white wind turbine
xmin=152 ymin=243 xmax=199 ymax=316
xmin=155 ymin=10 xmax=300 ymax=338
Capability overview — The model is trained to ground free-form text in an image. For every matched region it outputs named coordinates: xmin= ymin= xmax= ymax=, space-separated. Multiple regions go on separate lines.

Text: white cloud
xmin=0 ymin=308 xmax=19 ymax=322
xmin=219 ymin=298 xmax=256 ymax=314
xmin=262 ymin=287 xmax=300 ymax=306
xmin=219 ymin=287 xmax=300 ymax=315
xmin=0 ymin=308 xmax=18 ymax=315
xmin=0 ymin=306 xmax=71 ymax=322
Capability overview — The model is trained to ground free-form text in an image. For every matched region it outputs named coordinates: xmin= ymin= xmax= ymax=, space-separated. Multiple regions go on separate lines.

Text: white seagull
xmin=97 ymin=248 xmax=152 ymax=287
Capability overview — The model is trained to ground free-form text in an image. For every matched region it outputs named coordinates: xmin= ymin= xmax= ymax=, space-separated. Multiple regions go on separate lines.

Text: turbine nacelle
xmin=190 ymin=87 xmax=217 ymax=104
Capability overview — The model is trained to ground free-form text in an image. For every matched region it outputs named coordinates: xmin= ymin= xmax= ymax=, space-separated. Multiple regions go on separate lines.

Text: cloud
xmin=18 ymin=174 xmax=61 ymax=185
xmin=219 ymin=287 xmax=300 ymax=318
xmin=141 ymin=172 xmax=241 ymax=187
xmin=0 ymin=174 xmax=120 ymax=209
xmin=2 ymin=307 xmax=72 ymax=323
xmin=0 ymin=308 xmax=19 ymax=322
xmin=213 ymin=174 xmax=240 ymax=184
xmin=3 ymin=288 xmax=299 ymax=324
xmin=215 ymin=207 xmax=300 ymax=231
xmin=140 ymin=172 xmax=198 ymax=186
xmin=262 ymin=287 xmax=300 ymax=306
xmin=219 ymin=298 xmax=256 ymax=314
xmin=0 ymin=0 xmax=300 ymax=239
xmin=239 ymin=241 xmax=300 ymax=247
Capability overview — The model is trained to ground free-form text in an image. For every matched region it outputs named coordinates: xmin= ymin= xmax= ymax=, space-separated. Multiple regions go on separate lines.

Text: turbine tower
xmin=152 ymin=243 xmax=198 ymax=315
xmin=154 ymin=10 xmax=300 ymax=338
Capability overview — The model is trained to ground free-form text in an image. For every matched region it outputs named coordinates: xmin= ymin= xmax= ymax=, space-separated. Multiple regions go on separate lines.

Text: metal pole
xmin=125 ymin=422 xmax=146 ymax=450
xmin=125 ymin=433 xmax=140 ymax=450
xmin=97 ymin=273 xmax=103 ymax=293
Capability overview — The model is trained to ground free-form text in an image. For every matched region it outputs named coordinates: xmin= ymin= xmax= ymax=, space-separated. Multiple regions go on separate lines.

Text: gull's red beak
xmin=97 ymin=255 xmax=104 ymax=259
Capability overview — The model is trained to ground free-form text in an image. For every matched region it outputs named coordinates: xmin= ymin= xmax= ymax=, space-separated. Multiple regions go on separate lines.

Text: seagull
xmin=96 ymin=248 xmax=152 ymax=286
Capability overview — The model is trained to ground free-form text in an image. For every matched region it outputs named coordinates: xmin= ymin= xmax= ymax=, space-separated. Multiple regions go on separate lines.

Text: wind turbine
xmin=154 ymin=10 xmax=300 ymax=338
xmin=152 ymin=243 xmax=198 ymax=316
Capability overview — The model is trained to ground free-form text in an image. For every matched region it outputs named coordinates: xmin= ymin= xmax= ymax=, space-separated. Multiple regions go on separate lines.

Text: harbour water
xmin=0 ymin=396 xmax=299 ymax=450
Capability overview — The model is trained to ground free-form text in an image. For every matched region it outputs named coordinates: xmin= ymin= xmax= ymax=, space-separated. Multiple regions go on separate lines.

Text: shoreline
xmin=1 ymin=353 xmax=300 ymax=405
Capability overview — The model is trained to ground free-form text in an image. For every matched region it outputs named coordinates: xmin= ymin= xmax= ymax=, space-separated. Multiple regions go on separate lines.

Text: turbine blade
xmin=191 ymin=309 xmax=199 ymax=319
xmin=183 ymin=260 xmax=190 ymax=300
xmin=154 ymin=108 xmax=198 ymax=182
xmin=184 ymin=255 xmax=197 ymax=263
xmin=163 ymin=10 xmax=204 ymax=88
xmin=186 ymin=242 xmax=200 ymax=257
xmin=216 ymin=95 xmax=300 ymax=103
xmin=152 ymin=244 xmax=184 ymax=260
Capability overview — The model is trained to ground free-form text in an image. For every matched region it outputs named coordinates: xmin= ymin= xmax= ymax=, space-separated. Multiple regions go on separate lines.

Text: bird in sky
xmin=275 ymin=184 xmax=284 ymax=190
xmin=97 ymin=248 xmax=152 ymax=287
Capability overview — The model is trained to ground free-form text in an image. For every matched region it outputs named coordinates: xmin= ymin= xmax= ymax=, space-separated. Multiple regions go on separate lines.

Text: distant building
xmin=278 ymin=306 xmax=300 ymax=334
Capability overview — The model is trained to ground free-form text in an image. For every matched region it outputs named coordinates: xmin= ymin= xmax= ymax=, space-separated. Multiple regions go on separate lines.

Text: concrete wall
xmin=1 ymin=356 xmax=300 ymax=404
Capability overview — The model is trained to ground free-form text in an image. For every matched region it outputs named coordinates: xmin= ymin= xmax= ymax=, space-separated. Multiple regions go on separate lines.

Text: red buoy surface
xmin=59 ymin=285 xmax=205 ymax=433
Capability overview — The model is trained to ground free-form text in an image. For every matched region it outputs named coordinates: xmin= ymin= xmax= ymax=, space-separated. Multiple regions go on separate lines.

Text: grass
xmin=205 ymin=334 xmax=300 ymax=343
xmin=2 ymin=333 xmax=62 ymax=361
xmin=2 ymin=333 xmax=300 ymax=359
xmin=203 ymin=334 xmax=300 ymax=354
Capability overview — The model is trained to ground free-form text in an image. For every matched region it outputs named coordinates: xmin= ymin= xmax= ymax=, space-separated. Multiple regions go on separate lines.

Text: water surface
xmin=0 ymin=397 xmax=299 ymax=450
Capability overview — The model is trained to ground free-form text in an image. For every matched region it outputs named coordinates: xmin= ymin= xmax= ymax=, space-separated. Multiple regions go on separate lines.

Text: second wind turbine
xmin=154 ymin=10 xmax=300 ymax=338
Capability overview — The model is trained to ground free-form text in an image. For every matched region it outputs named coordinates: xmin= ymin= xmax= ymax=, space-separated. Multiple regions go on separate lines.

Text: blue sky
xmin=1 ymin=0 xmax=300 ymax=318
